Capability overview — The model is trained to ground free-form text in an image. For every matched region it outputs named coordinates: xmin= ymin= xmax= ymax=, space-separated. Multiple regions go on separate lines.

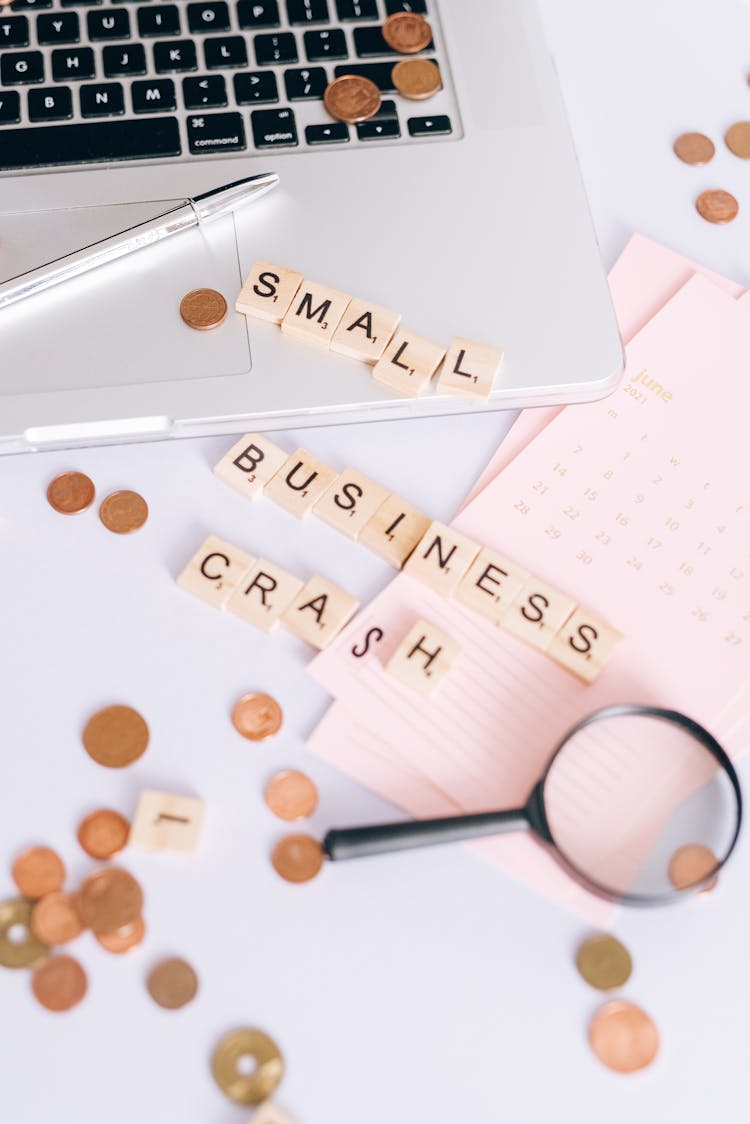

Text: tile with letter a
xmin=547 ymin=606 xmax=623 ymax=683
xmin=359 ymin=493 xmax=431 ymax=568
xmin=330 ymin=297 xmax=401 ymax=364
xmin=313 ymin=468 xmax=389 ymax=540
xmin=436 ymin=337 xmax=505 ymax=402
xmin=226 ymin=558 xmax=304 ymax=632
xmin=372 ymin=328 xmax=446 ymax=396
xmin=280 ymin=279 xmax=351 ymax=347
xmin=281 ymin=575 xmax=360 ymax=650
xmin=386 ymin=618 xmax=462 ymax=698
xmin=455 ymin=547 xmax=529 ymax=626
xmin=236 ymin=260 xmax=303 ymax=324
xmin=503 ymin=578 xmax=577 ymax=654
xmin=176 ymin=535 xmax=254 ymax=610
xmin=403 ymin=520 xmax=480 ymax=596
xmin=264 ymin=449 xmax=338 ymax=518
xmin=129 ymin=790 xmax=206 ymax=855
xmin=213 ymin=432 xmax=289 ymax=501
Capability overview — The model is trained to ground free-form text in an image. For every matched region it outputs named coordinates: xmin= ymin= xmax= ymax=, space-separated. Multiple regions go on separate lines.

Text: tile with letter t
xmin=282 ymin=575 xmax=360 ymax=650
xmin=313 ymin=467 xmax=389 ymax=540
xmin=372 ymin=328 xmax=446 ymax=396
xmin=436 ymin=337 xmax=504 ymax=402
xmin=455 ymin=547 xmax=529 ymax=626
xmin=359 ymin=493 xmax=431 ymax=569
xmin=213 ymin=432 xmax=289 ymax=502
xmin=265 ymin=449 xmax=338 ymax=518
xmin=403 ymin=520 xmax=480 ymax=596
xmin=236 ymin=260 xmax=303 ymax=323
xmin=280 ymin=278 xmax=351 ymax=347
xmin=226 ymin=558 xmax=304 ymax=633
xmin=503 ymin=578 xmax=577 ymax=653
xmin=547 ymin=606 xmax=623 ymax=683
xmin=176 ymin=535 xmax=254 ymax=610
xmin=129 ymin=790 xmax=206 ymax=855
xmin=386 ymin=619 xmax=462 ymax=698
xmin=330 ymin=297 xmax=401 ymax=364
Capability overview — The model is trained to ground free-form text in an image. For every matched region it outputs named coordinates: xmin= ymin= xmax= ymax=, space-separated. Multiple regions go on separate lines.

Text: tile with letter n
xmin=280 ymin=279 xmax=351 ymax=347
xmin=455 ymin=547 xmax=529 ymax=626
xmin=129 ymin=790 xmax=206 ymax=855
xmin=176 ymin=535 xmax=255 ymax=610
xmin=436 ymin=337 xmax=504 ymax=402
xmin=265 ymin=449 xmax=338 ymax=518
xmin=282 ymin=575 xmax=359 ymax=649
xmin=313 ymin=467 xmax=389 ymax=540
xmin=226 ymin=558 xmax=304 ymax=632
xmin=358 ymin=493 xmax=430 ymax=568
xmin=372 ymin=327 xmax=445 ymax=396
xmin=330 ymin=297 xmax=401 ymax=364
xmin=547 ymin=606 xmax=623 ymax=683
xmin=386 ymin=619 xmax=461 ymax=698
xmin=403 ymin=520 xmax=479 ymax=596
xmin=503 ymin=578 xmax=577 ymax=654
xmin=213 ymin=432 xmax=289 ymax=501
xmin=236 ymin=260 xmax=303 ymax=323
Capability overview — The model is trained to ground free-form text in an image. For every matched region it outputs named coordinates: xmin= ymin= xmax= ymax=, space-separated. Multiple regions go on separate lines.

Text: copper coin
xmin=324 ymin=74 xmax=381 ymax=123
xmin=96 ymin=916 xmax=146 ymax=954
xmin=695 ymin=189 xmax=739 ymax=224
xmin=672 ymin=131 xmax=715 ymax=166
xmin=99 ymin=489 xmax=149 ymax=534
xmin=271 ymin=834 xmax=324 ymax=884
xmin=12 ymin=846 xmax=65 ymax=900
xmin=82 ymin=704 xmax=150 ymax=768
xmin=382 ymin=12 xmax=432 ymax=53
xmin=725 ymin=121 xmax=750 ymax=160
xmin=0 ymin=898 xmax=49 ymax=969
xmin=588 ymin=1000 xmax=659 ymax=1073
xmin=668 ymin=843 xmax=718 ymax=892
xmin=46 ymin=471 xmax=96 ymax=515
xmin=211 ymin=1028 xmax=284 ymax=1106
xmin=31 ymin=892 xmax=84 ymax=945
xmin=180 ymin=287 xmax=228 ymax=331
xmin=264 ymin=770 xmax=319 ymax=822
xmin=147 ymin=956 xmax=199 ymax=1009
xmin=231 ymin=692 xmax=283 ymax=741
xmin=77 ymin=868 xmax=143 ymax=935
xmin=77 ymin=809 xmax=130 ymax=860
xmin=576 ymin=933 xmax=633 ymax=991
xmin=392 ymin=58 xmax=442 ymax=100
xmin=31 ymin=955 xmax=87 ymax=1013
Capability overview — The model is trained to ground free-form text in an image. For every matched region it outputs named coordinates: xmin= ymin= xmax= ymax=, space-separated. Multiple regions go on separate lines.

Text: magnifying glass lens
xmin=543 ymin=712 xmax=737 ymax=899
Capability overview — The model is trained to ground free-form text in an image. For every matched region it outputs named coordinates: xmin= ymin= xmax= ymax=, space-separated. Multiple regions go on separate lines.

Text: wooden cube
xmin=455 ymin=548 xmax=529 ymax=625
xmin=372 ymin=328 xmax=446 ymax=397
xmin=264 ymin=450 xmax=339 ymax=518
xmin=313 ymin=468 xmax=389 ymax=540
xmin=436 ymin=337 xmax=504 ymax=402
xmin=251 ymin=1104 xmax=298 ymax=1124
xmin=177 ymin=535 xmax=255 ymax=610
xmin=129 ymin=790 xmax=206 ymax=855
xmin=281 ymin=575 xmax=359 ymax=650
xmin=280 ymin=280 xmax=351 ymax=348
xmin=503 ymin=578 xmax=577 ymax=653
xmin=213 ymin=433 xmax=289 ymax=502
xmin=226 ymin=558 xmax=304 ymax=632
xmin=403 ymin=521 xmax=480 ymax=596
xmin=330 ymin=298 xmax=401 ymax=364
xmin=235 ymin=261 xmax=303 ymax=324
xmin=359 ymin=495 xmax=432 ymax=569
xmin=547 ymin=606 xmax=623 ymax=683
xmin=386 ymin=619 xmax=461 ymax=698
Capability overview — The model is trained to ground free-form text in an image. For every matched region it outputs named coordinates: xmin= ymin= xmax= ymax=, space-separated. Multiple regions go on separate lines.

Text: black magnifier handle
xmin=323 ymin=808 xmax=528 ymax=861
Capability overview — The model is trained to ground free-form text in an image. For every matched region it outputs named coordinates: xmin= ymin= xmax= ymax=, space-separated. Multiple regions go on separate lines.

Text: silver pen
xmin=0 ymin=172 xmax=279 ymax=312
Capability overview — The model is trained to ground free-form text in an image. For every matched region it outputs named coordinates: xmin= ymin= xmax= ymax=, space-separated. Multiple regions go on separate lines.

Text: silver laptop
xmin=0 ymin=0 xmax=622 ymax=455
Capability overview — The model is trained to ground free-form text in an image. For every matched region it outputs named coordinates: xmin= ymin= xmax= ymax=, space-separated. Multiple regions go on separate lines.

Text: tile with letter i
xmin=129 ymin=791 xmax=206 ymax=855
xmin=313 ymin=468 xmax=389 ymax=540
xmin=372 ymin=328 xmax=446 ymax=396
xmin=226 ymin=558 xmax=304 ymax=633
xmin=176 ymin=535 xmax=255 ymax=610
xmin=403 ymin=520 xmax=480 ymax=596
xmin=547 ymin=606 xmax=623 ymax=683
xmin=330 ymin=297 xmax=401 ymax=364
xmin=359 ymin=494 xmax=432 ymax=569
xmin=455 ymin=547 xmax=529 ymax=625
xmin=436 ymin=337 xmax=504 ymax=402
xmin=386 ymin=619 xmax=462 ymax=698
xmin=213 ymin=432 xmax=289 ymax=502
xmin=280 ymin=279 xmax=351 ymax=347
xmin=502 ymin=578 xmax=577 ymax=653
xmin=236 ymin=261 xmax=303 ymax=324
xmin=264 ymin=449 xmax=339 ymax=518
xmin=282 ymin=575 xmax=360 ymax=650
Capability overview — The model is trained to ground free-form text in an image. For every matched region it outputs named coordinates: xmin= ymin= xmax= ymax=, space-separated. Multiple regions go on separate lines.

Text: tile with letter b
xmin=386 ymin=619 xmax=461 ymax=698
xmin=264 ymin=449 xmax=339 ymax=518
xmin=436 ymin=336 xmax=504 ymax=402
xmin=547 ymin=606 xmax=623 ymax=683
xmin=313 ymin=468 xmax=389 ymax=540
xmin=372 ymin=328 xmax=446 ymax=396
xmin=455 ymin=548 xmax=529 ymax=625
xmin=359 ymin=494 xmax=431 ymax=569
xmin=281 ymin=575 xmax=360 ymax=650
xmin=129 ymin=790 xmax=206 ymax=855
xmin=403 ymin=520 xmax=480 ymax=596
xmin=213 ymin=432 xmax=289 ymax=502
xmin=176 ymin=535 xmax=255 ymax=610
xmin=280 ymin=279 xmax=351 ymax=347
xmin=226 ymin=558 xmax=304 ymax=632
xmin=503 ymin=578 xmax=577 ymax=653
xmin=236 ymin=260 xmax=303 ymax=324
xmin=330 ymin=297 xmax=401 ymax=364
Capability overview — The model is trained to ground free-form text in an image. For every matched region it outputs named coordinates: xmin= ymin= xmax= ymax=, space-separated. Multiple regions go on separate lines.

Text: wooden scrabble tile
xmin=226 ymin=558 xmax=304 ymax=632
xmin=280 ymin=279 xmax=351 ymax=347
xmin=372 ymin=328 xmax=446 ymax=397
xmin=281 ymin=575 xmax=359 ymax=650
xmin=386 ymin=619 xmax=461 ymax=698
xmin=330 ymin=298 xmax=401 ymax=364
xmin=252 ymin=1104 xmax=298 ymax=1124
xmin=313 ymin=468 xmax=389 ymax=540
xmin=547 ymin=606 xmax=623 ymax=683
xmin=176 ymin=535 xmax=255 ymax=611
xmin=436 ymin=337 xmax=504 ymax=402
xmin=235 ymin=260 xmax=303 ymax=324
xmin=455 ymin=548 xmax=529 ymax=625
xmin=403 ymin=521 xmax=480 ymax=596
xmin=129 ymin=790 xmax=206 ymax=854
xmin=264 ymin=449 xmax=339 ymax=518
xmin=358 ymin=494 xmax=432 ymax=569
xmin=213 ymin=432 xmax=289 ymax=502
xmin=502 ymin=578 xmax=577 ymax=653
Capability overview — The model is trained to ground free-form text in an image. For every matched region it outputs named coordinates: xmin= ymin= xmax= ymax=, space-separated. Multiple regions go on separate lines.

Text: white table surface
xmin=2 ymin=2 xmax=750 ymax=1121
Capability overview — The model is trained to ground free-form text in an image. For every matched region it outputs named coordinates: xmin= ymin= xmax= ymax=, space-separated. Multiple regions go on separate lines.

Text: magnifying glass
xmin=323 ymin=705 xmax=743 ymax=905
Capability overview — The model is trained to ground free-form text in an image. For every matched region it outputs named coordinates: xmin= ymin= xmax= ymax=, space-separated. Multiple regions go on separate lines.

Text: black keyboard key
xmin=131 ymin=77 xmax=176 ymax=112
xmin=0 ymin=16 xmax=29 ymax=47
xmin=183 ymin=73 xmax=226 ymax=108
xmin=333 ymin=61 xmax=395 ymax=91
xmin=354 ymin=23 xmax=431 ymax=56
xmin=9 ymin=0 xmax=52 ymax=9
xmin=60 ymin=0 xmax=102 ymax=6
xmin=408 ymin=113 xmax=450 ymax=137
xmin=1 ymin=50 xmax=44 ymax=84
xmin=0 ymin=90 xmax=21 ymax=123
xmin=384 ymin=0 xmax=426 ymax=11
xmin=304 ymin=28 xmax=346 ymax=61
xmin=51 ymin=46 xmax=95 ymax=80
xmin=37 ymin=12 xmax=80 ymax=43
xmin=154 ymin=39 xmax=197 ymax=72
xmin=357 ymin=116 xmax=399 ymax=140
xmin=137 ymin=5 xmax=180 ymax=37
xmin=286 ymin=0 xmax=328 ymax=23
xmin=102 ymin=43 xmax=145 ymax=76
xmin=188 ymin=2 xmax=229 ymax=33
xmin=336 ymin=0 xmax=377 ymax=17
xmin=87 ymin=9 xmax=130 ymax=39
xmin=237 ymin=0 xmax=280 ymax=28
xmin=254 ymin=32 xmax=297 ymax=65
xmin=80 ymin=81 xmax=124 ymax=116
xmin=284 ymin=65 xmax=326 ymax=99
xmin=234 ymin=70 xmax=278 ymax=103
xmin=187 ymin=110 xmax=245 ymax=154
xmin=28 ymin=84 xmax=73 ymax=119
xmin=251 ymin=105 xmax=297 ymax=148
xmin=305 ymin=121 xmax=348 ymax=144
xmin=205 ymin=35 xmax=247 ymax=68
xmin=0 ymin=117 xmax=181 ymax=170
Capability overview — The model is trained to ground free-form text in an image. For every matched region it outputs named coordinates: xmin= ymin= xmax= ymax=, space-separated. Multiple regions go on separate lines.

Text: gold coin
xmin=588 ymin=1000 xmax=659 ymax=1073
xmin=672 ymin=131 xmax=715 ymax=166
xmin=264 ymin=770 xmax=319 ymax=822
xmin=12 ymin=846 xmax=65 ymax=900
xmin=575 ymin=933 xmax=632 ymax=991
xmin=31 ymin=955 xmax=88 ymax=1013
xmin=77 ymin=868 xmax=143 ymax=935
xmin=46 ymin=471 xmax=96 ymax=515
xmin=382 ymin=12 xmax=432 ymax=53
xmin=271 ymin=834 xmax=324 ymax=884
xmin=695 ymin=188 xmax=739 ymax=224
xmin=31 ymin=892 xmax=84 ymax=946
xmin=231 ymin=692 xmax=283 ymax=741
xmin=0 ymin=898 xmax=49 ymax=969
xmin=82 ymin=704 xmax=150 ymax=768
xmin=324 ymin=74 xmax=381 ymax=123
xmin=96 ymin=916 xmax=146 ymax=955
xmin=392 ymin=58 xmax=442 ymax=100
xmin=99 ymin=489 xmax=149 ymax=534
xmin=668 ymin=843 xmax=718 ymax=892
xmin=180 ymin=287 xmax=228 ymax=331
xmin=77 ymin=809 xmax=130 ymax=860
xmin=725 ymin=121 xmax=750 ymax=159
xmin=146 ymin=956 xmax=199 ymax=1009
xmin=211 ymin=1028 xmax=284 ymax=1106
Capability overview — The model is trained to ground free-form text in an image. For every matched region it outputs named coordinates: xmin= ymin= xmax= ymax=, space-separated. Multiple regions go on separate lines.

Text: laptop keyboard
xmin=0 ymin=0 xmax=460 ymax=173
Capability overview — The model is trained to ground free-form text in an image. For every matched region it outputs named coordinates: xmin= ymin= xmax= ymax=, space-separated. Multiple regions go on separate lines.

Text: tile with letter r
xmin=213 ymin=432 xmax=289 ymax=502
xmin=235 ymin=260 xmax=303 ymax=323
xmin=547 ymin=605 xmax=623 ymax=683
xmin=281 ymin=574 xmax=359 ymax=650
xmin=226 ymin=557 xmax=304 ymax=633
xmin=129 ymin=790 xmax=206 ymax=854
xmin=403 ymin=520 xmax=480 ymax=596
xmin=386 ymin=618 xmax=462 ymax=698
xmin=280 ymin=278 xmax=351 ymax=347
xmin=265 ymin=449 xmax=338 ymax=518
xmin=176 ymin=535 xmax=255 ymax=610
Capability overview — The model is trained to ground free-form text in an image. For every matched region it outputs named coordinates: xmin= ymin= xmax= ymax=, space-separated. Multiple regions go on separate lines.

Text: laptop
xmin=0 ymin=0 xmax=623 ymax=454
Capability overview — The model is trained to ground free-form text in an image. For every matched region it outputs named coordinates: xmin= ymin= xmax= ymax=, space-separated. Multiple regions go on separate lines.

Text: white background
xmin=2 ymin=2 xmax=750 ymax=1121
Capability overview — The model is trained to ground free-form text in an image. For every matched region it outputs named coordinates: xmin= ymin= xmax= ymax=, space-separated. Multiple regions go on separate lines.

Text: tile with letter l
xmin=436 ymin=336 xmax=504 ymax=402
xmin=129 ymin=790 xmax=206 ymax=854
xmin=403 ymin=520 xmax=480 ymax=596
xmin=359 ymin=493 xmax=431 ymax=568
xmin=226 ymin=558 xmax=304 ymax=632
xmin=265 ymin=449 xmax=338 ymax=518
xmin=281 ymin=575 xmax=359 ymax=650
xmin=455 ymin=547 xmax=529 ymax=626
xmin=547 ymin=605 xmax=623 ymax=683
xmin=330 ymin=297 xmax=401 ymax=363
xmin=313 ymin=467 xmax=389 ymax=540
xmin=213 ymin=432 xmax=289 ymax=501
xmin=386 ymin=618 xmax=461 ymax=698
xmin=235 ymin=260 xmax=303 ymax=323
xmin=503 ymin=578 xmax=577 ymax=653
xmin=280 ymin=279 xmax=351 ymax=347
xmin=176 ymin=535 xmax=254 ymax=610
xmin=372 ymin=327 xmax=446 ymax=396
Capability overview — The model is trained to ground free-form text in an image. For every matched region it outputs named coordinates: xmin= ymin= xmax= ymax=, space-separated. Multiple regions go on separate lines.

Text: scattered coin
xmin=147 ymin=956 xmax=199 ymax=1009
xmin=77 ymin=809 xmax=131 ymax=860
xmin=211 ymin=1027 xmax=284 ymax=1106
xmin=264 ymin=770 xmax=319 ymax=822
xmin=576 ymin=933 xmax=632 ymax=991
xmin=0 ymin=898 xmax=49 ymax=969
xmin=668 ymin=843 xmax=718 ymax=892
xmin=231 ymin=692 xmax=283 ymax=741
xmin=695 ymin=188 xmax=739 ymax=224
xmin=31 ymin=954 xmax=88 ymax=1013
xmin=99 ymin=489 xmax=149 ymax=534
xmin=77 ymin=868 xmax=143 ymax=935
xmin=271 ymin=834 xmax=324 ymax=884
xmin=46 ymin=471 xmax=96 ymax=516
xmin=324 ymin=74 xmax=381 ymax=123
xmin=31 ymin=892 xmax=84 ymax=946
xmin=672 ymin=131 xmax=715 ymax=166
xmin=12 ymin=846 xmax=65 ymax=900
xmin=96 ymin=916 xmax=146 ymax=955
xmin=180 ymin=288 xmax=228 ymax=331
xmin=724 ymin=121 xmax=750 ymax=159
xmin=392 ymin=58 xmax=442 ymax=100
xmin=588 ymin=1000 xmax=659 ymax=1073
xmin=82 ymin=704 xmax=150 ymax=768
xmin=382 ymin=11 xmax=432 ymax=53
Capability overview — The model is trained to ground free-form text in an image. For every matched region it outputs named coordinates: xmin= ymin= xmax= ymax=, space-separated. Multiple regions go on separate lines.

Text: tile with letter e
xmin=455 ymin=548 xmax=529 ymax=626
xmin=359 ymin=494 xmax=431 ymax=568
xmin=403 ymin=520 xmax=480 ymax=596
xmin=386 ymin=619 xmax=461 ymax=698
xmin=330 ymin=297 xmax=401 ymax=364
xmin=129 ymin=790 xmax=206 ymax=855
xmin=503 ymin=578 xmax=576 ymax=654
xmin=177 ymin=535 xmax=255 ymax=610
xmin=372 ymin=328 xmax=445 ymax=396
xmin=280 ymin=279 xmax=351 ymax=347
xmin=313 ymin=467 xmax=389 ymax=540
xmin=226 ymin=558 xmax=304 ymax=632
xmin=265 ymin=449 xmax=338 ymax=518
xmin=547 ymin=606 xmax=623 ymax=683
xmin=236 ymin=260 xmax=303 ymax=323
xmin=436 ymin=337 xmax=504 ymax=402
xmin=282 ymin=575 xmax=359 ymax=649
xmin=213 ymin=432 xmax=289 ymax=501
